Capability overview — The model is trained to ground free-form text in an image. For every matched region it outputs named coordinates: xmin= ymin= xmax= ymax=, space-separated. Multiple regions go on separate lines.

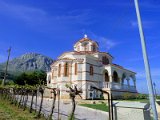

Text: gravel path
xmin=25 ymin=96 xmax=109 ymax=120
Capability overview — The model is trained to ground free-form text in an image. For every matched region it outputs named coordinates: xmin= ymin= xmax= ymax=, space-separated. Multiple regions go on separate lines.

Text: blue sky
xmin=0 ymin=0 xmax=160 ymax=94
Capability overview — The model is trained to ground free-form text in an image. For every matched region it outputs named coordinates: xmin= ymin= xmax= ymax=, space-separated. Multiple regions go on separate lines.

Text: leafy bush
xmin=14 ymin=70 xmax=46 ymax=86
xmin=122 ymin=92 xmax=136 ymax=100
xmin=100 ymin=93 xmax=104 ymax=100
xmin=122 ymin=93 xmax=148 ymax=100
xmin=156 ymin=95 xmax=160 ymax=99
xmin=136 ymin=94 xmax=148 ymax=99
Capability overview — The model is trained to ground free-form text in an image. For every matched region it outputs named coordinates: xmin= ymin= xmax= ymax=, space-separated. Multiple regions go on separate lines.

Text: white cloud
xmin=130 ymin=20 xmax=157 ymax=29
xmin=128 ymin=54 xmax=160 ymax=62
xmin=136 ymin=68 xmax=160 ymax=79
xmin=0 ymin=1 xmax=93 ymax=26
xmin=0 ymin=1 xmax=47 ymax=23
xmin=97 ymin=37 xmax=117 ymax=50
xmin=88 ymin=32 xmax=119 ymax=51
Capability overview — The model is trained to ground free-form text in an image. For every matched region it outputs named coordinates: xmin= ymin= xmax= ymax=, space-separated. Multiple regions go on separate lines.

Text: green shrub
xmin=122 ymin=93 xmax=149 ymax=100
xmin=136 ymin=94 xmax=147 ymax=99
xmin=122 ymin=93 xmax=137 ymax=100
xmin=156 ymin=95 xmax=160 ymax=99
xmin=100 ymin=94 xmax=104 ymax=100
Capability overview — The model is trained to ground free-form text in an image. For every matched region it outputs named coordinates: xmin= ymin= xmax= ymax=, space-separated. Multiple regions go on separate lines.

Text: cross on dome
xmin=84 ymin=34 xmax=87 ymax=38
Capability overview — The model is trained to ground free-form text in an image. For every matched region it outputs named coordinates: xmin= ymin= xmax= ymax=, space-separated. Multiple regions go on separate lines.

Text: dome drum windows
xmin=74 ymin=36 xmax=99 ymax=52
xmin=102 ymin=56 xmax=109 ymax=65
xmin=92 ymin=44 xmax=97 ymax=52
xmin=82 ymin=42 xmax=89 ymax=51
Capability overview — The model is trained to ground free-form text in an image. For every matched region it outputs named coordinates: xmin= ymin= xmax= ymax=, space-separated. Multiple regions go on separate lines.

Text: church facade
xmin=47 ymin=35 xmax=137 ymax=99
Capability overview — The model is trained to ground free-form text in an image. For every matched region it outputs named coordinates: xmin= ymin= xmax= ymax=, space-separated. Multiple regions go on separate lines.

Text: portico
xmin=47 ymin=35 xmax=137 ymax=99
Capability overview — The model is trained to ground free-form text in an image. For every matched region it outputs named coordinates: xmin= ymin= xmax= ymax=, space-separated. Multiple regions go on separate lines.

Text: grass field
xmin=79 ymin=103 xmax=108 ymax=112
xmin=0 ymin=98 xmax=46 ymax=120
xmin=115 ymin=99 xmax=149 ymax=103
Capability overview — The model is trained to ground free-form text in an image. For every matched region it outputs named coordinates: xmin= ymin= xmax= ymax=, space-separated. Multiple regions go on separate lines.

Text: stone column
xmin=133 ymin=80 xmax=136 ymax=88
xmin=69 ymin=63 xmax=72 ymax=81
xmin=127 ymin=78 xmax=130 ymax=88
xmin=119 ymin=78 xmax=123 ymax=89
xmin=109 ymin=75 xmax=112 ymax=88
xmin=119 ymin=77 xmax=122 ymax=84
xmin=109 ymin=75 xmax=112 ymax=82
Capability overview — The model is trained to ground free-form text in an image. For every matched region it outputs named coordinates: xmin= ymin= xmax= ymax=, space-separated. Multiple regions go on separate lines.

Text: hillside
xmin=0 ymin=53 xmax=54 ymax=75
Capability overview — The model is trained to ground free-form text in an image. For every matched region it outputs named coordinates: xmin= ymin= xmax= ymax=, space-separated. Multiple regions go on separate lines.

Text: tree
xmin=14 ymin=70 xmax=47 ymax=86
xmin=14 ymin=73 xmax=28 ymax=85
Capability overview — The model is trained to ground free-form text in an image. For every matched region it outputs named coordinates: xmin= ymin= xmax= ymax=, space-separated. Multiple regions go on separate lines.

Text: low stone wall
xmin=156 ymin=100 xmax=160 ymax=113
xmin=44 ymin=88 xmax=51 ymax=98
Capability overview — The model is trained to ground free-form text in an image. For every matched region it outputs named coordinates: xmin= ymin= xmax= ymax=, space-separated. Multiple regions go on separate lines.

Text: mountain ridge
xmin=0 ymin=53 xmax=54 ymax=74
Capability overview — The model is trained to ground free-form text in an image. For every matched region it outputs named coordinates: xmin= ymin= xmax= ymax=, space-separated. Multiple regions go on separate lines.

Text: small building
xmin=47 ymin=35 xmax=137 ymax=99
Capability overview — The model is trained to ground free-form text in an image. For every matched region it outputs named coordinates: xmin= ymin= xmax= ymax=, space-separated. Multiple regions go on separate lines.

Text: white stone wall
xmin=47 ymin=39 xmax=137 ymax=99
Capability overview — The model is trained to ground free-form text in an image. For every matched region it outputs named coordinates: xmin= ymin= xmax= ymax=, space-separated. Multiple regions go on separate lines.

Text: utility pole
xmin=134 ymin=0 xmax=158 ymax=120
xmin=1 ymin=47 xmax=11 ymax=86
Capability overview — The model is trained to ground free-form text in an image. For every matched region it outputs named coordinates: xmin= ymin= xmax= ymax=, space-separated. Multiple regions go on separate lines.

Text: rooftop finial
xmin=84 ymin=34 xmax=87 ymax=38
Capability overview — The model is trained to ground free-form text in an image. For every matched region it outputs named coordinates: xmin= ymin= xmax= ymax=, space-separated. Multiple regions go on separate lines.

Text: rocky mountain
xmin=0 ymin=53 xmax=54 ymax=74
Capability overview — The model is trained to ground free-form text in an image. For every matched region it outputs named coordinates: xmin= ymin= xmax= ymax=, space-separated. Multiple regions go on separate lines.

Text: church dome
xmin=74 ymin=35 xmax=99 ymax=52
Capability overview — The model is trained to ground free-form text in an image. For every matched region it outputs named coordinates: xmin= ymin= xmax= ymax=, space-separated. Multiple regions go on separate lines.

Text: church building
xmin=47 ymin=35 xmax=137 ymax=99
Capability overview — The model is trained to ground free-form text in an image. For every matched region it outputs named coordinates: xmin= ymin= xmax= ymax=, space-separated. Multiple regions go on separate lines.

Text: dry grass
xmin=0 ymin=98 xmax=46 ymax=120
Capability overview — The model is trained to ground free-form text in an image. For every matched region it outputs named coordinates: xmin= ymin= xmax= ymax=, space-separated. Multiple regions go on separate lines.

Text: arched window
xmin=83 ymin=42 xmax=89 ymax=51
xmin=64 ymin=63 xmax=69 ymax=77
xmin=113 ymin=71 xmax=119 ymax=83
xmin=102 ymin=56 xmax=109 ymax=65
xmin=84 ymin=45 xmax=88 ymax=51
xmin=48 ymin=75 xmax=51 ymax=84
xmin=77 ymin=46 xmax=80 ymax=52
xmin=75 ymin=63 xmax=78 ymax=75
xmin=93 ymin=44 xmax=96 ymax=52
xmin=90 ymin=65 xmax=94 ymax=75
xmin=58 ymin=64 xmax=61 ymax=77
xmin=105 ymin=72 xmax=109 ymax=82
xmin=90 ymin=92 xmax=93 ymax=98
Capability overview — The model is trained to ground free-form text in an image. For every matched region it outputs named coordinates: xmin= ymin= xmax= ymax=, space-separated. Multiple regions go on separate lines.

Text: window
xmin=105 ymin=72 xmax=109 ymax=82
xmin=64 ymin=63 xmax=69 ymax=77
xmin=90 ymin=65 xmax=94 ymax=75
xmin=102 ymin=56 xmax=109 ymax=65
xmin=113 ymin=71 xmax=119 ymax=83
xmin=58 ymin=64 xmax=61 ymax=77
xmin=52 ymin=71 xmax=54 ymax=79
xmin=77 ymin=46 xmax=80 ymax=52
xmin=90 ymin=92 xmax=93 ymax=98
xmin=93 ymin=45 xmax=96 ymax=52
xmin=83 ymin=42 xmax=88 ymax=51
xmin=48 ymin=75 xmax=51 ymax=84
xmin=84 ymin=45 xmax=88 ymax=51
xmin=75 ymin=63 xmax=78 ymax=75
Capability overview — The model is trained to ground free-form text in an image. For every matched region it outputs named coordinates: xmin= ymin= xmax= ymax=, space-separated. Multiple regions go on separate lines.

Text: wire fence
xmin=0 ymin=86 xmax=109 ymax=120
